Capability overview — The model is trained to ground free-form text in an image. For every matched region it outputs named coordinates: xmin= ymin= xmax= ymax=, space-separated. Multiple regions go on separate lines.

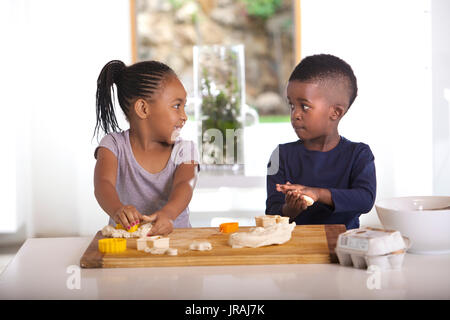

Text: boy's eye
xmin=301 ymin=104 xmax=310 ymax=111
xmin=288 ymin=103 xmax=310 ymax=111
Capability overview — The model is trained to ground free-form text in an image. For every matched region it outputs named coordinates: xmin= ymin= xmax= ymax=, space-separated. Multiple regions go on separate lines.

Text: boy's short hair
xmin=289 ymin=54 xmax=358 ymax=109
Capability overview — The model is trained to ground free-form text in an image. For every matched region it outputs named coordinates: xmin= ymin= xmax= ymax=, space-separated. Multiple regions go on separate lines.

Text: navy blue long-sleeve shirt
xmin=265 ymin=136 xmax=376 ymax=230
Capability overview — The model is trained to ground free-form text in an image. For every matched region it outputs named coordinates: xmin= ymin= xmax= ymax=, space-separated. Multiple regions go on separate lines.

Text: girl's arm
xmin=94 ymin=147 xmax=144 ymax=229
xmin=147 ymin=163 xmax=199 ymax=235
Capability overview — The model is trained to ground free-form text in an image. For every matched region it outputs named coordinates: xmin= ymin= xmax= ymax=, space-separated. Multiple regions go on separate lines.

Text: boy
xmin=265 ymin=54 xmax=376 ymax=230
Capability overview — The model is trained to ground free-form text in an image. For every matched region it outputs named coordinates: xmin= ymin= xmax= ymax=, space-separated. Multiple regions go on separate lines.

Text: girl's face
xmin=286 ymin=80 xmax=333 ymax=142
xmin=148 ymin=74 xmax=188 ymax=144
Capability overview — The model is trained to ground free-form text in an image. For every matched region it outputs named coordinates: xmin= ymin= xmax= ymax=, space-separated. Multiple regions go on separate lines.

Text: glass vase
xmin=193 ymin=44 xmax=247 ymax=173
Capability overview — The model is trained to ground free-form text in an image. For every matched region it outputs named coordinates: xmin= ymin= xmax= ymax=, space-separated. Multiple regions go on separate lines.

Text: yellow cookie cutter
xmin=115 ymin=223 xmax=140 ymax=233
xmin=98 ymin=238 xmax=126 ymax=253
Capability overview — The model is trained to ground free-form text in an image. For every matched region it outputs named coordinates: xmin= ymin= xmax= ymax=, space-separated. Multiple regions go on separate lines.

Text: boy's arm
xmin=277 ymin=145 xmax=376 ymax=216
xmin=148 ymin=163 xmax=199 ymax=235
xmin=329 ymin=146 xmax=376 ymax=214
xmin=266 ymin=145 xmax=302 ymax=218
xmin=266 ymin=145 xmax=285 ymax=215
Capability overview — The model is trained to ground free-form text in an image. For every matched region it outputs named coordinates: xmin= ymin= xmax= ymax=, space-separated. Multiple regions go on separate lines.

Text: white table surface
xmin=0 ymin=237 xmax=449 ymax=300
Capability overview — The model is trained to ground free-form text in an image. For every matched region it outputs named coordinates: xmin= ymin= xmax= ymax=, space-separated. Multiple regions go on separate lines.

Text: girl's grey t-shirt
xmin=94 ymin=130 xmax=199 ymax=228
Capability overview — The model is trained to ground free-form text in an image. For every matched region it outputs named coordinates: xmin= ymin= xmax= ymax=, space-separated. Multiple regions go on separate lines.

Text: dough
xmin=189 ymin=241 xmax=212 ymax=251
xmin=166 ymin=248 xmax=178 ymax=256
xmin=136 ymin=238 xmax=149 ymax=251
xmin=150 ymin=248 xmax=168 ymax=255
xmin=101 ymin=222 xmax=153 ymax=238
xmin=290 ymin=192 xmax=315 ymax=206
xmin=255 ymin=215 xmax=289 ymax=227
xmin=255 ymin=216 xmax=277 ymax=228
xmin=276 ymin=216 xmax=290 ymax=224
xmin=152 ymin=237 xmax=169 ymax=249
xmin=144 ymin=246 xmax=177 ymax=256
xmin=302 ymin=195 xmax=314 ymax=206
xmin=229 ymin=222 xmax=296 ymax=248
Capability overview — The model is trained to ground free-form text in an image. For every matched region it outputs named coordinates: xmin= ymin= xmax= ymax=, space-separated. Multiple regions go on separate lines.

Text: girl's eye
xmin=173 ymin=103 xmax=187 ymax=110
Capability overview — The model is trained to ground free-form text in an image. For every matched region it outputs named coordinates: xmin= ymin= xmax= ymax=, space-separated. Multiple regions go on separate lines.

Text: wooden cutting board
xmin=80 ymin=224 xmax=346 ymax=268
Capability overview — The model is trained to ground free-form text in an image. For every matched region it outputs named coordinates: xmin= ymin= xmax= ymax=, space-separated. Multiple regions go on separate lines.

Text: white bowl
xmin=375 ymin=196 xmax=450 ymax=254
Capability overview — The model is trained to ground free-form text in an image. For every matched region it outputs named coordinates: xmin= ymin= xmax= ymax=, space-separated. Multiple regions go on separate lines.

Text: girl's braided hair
xmin=94 ymin=60 xmax=174 ymax=139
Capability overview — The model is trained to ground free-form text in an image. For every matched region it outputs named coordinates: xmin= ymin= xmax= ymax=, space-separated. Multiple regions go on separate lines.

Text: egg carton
xmin=335 ymin=247 xmax=406 ymax=270
xmin=335 ymin=227 xmax=410 ymax=270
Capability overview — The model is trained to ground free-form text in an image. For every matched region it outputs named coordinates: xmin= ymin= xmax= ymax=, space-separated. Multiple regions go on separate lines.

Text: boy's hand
xmin=111 ymin=205 xmax=146 ymax=231
xmin=276 ymin=181 xmax=320 ymax=203
xmin=285 ymin=190 xmax=308 ymax=212
xmin=146 ymin=210 xmax=174 ymax=236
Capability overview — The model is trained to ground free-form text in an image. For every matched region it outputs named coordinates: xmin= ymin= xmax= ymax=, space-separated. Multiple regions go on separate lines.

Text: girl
xmin=93 ymin=60 xmax=199 ymax=236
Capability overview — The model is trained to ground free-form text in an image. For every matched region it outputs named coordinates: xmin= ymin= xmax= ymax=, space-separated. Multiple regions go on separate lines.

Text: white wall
xmin=300 ymin=0 xmax=438 ymax=227
xmin=431 ymin=0 xmax=450 ymax=195
xmin=1 ymin=0 xmax=131 ymax=241
xmin=0 ymin=1 xmax=20 ymax=233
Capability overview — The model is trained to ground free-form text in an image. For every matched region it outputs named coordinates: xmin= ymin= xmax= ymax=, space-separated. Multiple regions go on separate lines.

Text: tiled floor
xmin=0 ymin=244 xmax=23 ymax=275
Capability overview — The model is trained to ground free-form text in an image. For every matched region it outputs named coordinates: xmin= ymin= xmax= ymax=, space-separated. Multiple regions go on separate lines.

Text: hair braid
xmin=94 ymin=60 xmax=175 ymax=140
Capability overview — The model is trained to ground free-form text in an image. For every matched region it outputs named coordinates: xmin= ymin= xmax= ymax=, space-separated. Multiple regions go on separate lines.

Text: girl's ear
xmin=330 ymin=104 xmax=346 ymax=121
xmin=134 ymin=98 xmax=150 ymax=120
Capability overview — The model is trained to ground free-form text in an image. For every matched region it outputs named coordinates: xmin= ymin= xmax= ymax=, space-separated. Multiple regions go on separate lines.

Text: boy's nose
xmin=293 ymin=109 xmax=303 ymax=120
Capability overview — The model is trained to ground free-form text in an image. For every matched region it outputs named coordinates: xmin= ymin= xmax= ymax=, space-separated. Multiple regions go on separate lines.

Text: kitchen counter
xmin=0 ymin=237 xmax=449 ymax=300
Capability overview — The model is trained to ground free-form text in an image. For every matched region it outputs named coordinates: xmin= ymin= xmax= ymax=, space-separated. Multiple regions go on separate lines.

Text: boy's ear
xmin=134 ymin=98 xmax=150 ymax=120
xmin=330 ymin=104 xmax=346 ymax=121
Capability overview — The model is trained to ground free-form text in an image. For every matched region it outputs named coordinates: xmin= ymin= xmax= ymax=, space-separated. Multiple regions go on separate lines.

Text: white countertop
xmin=0 ymin=237 xmax=449 ymax=300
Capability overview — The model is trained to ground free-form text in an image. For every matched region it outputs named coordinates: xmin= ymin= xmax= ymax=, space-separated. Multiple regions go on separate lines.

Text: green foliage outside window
xmin=240 ymin=0 xmax=282 ymax=19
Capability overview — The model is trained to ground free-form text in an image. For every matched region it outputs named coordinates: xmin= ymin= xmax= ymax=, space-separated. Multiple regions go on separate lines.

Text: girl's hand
xmin=111 ymin=205 xmax=145 ymax=230
xmin=146 ymin=211 xmax=174 ymax=236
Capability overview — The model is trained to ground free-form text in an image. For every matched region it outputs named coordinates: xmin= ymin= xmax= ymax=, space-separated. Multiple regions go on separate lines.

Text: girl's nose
xmin=181 ymin=108 xmax=188 ymax=120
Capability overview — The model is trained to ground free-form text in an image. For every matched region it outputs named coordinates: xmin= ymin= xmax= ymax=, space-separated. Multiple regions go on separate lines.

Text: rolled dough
xmin=189 ymin=241 xmax=212 ymax=251
xmin=229 ymin=222 xmax=296 ymax=248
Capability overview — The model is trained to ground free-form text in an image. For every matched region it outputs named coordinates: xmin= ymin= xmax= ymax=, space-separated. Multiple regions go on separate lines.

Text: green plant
xmin=240 ymin=0 xmax=282 ymax=19
xmin=168 ymin=0 xmax=187 ymax=10
xmin=259 ymin=115 xmax=290 ymax=123
xmin=200 ymin=67 xmax=243 ymax=164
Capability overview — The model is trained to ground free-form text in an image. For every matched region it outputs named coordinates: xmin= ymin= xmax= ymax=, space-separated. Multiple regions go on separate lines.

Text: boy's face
xmin=286 ymin=80 xmax=338 ymax=142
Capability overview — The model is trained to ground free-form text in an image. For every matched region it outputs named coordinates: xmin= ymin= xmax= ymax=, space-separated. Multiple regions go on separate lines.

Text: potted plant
xmin=194 ymin=44 xmax=246 ymax=171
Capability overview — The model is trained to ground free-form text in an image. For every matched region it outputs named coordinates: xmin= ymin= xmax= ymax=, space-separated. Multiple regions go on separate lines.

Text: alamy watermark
xmin=366 ymin=265 xmax=381 ymax=290
xmin=66 ymin=265 xmax=81 ymax=290
xmin=174 ymin=127 xmax=280 ymax=174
